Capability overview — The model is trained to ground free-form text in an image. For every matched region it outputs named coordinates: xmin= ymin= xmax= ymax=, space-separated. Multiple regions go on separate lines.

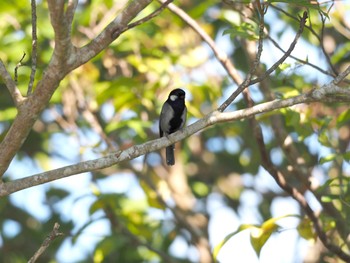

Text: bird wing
xmin=180 ymin=106 xmax=187 ymax=129
xmin=159 ymin=102 xmax=174 ymax=136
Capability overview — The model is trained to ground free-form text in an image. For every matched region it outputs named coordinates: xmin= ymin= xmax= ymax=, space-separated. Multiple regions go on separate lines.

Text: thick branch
xmin=47 ymin=0 xmax=77 ymax=70
xmin=1 ymin=81 xmax=349 ymax=196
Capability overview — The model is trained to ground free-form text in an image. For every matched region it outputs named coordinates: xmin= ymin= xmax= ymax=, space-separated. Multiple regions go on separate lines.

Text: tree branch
xmin=76 ymin=0 xmax=153 ymax=67
xmin=112 ymin=0 xmax=175 ymax=39
xmin=266 ymin=34 xmax=337 ymax=79
xmin=28 ymin=0 xmax=38 ymax=95
xmin=1 ymin=79 xmax=349 ymax=196
xmin=14 ymin=52 xmax=26 ymax=84
xmin=28 ymin=222 xmax=63 ymax=263
xmin=270 ymin=4 xmax=338 ymax=76
xmin=0 ymin=60 xmax=25 ymax=107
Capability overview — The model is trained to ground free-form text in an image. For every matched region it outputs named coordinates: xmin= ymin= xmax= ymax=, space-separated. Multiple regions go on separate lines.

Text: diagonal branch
xmin=28 ymin=222 xmax=64 ymax=263
xmin=0 ymin=60 xmax=25 ymax=107
xmin=266 ymin=34 xmax=336 ymax=78
xmin=254 ymin=123 xmax=350 ymax=261
xmin=14 ymin=52 xmax=26 ymax=84
xmin=112 ymin=0 xmax=175 ymax=39
xmin=1 ymin=79 xmax=349 ymax=196
xmin=270 ymin=4 xmax=338 ymax=75
xmin=76 ymin=0 xmax=153 ymax=68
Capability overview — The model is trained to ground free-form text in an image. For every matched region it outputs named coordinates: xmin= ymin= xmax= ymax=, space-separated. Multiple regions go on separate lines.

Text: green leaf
xmin=223 ymin=22 xmax=259 ymax=41
xmin=274 ymin=86 xmax=300 ymax=99
xmin=321 ymin=195 xmax=340 ymax=203
xmin=319 ymin=153 xmax=337 ymax=164
xmin=192 ymin=181 xmax=210 ymax=197
xmin=297 ymin=217 xmax=315 ymax=240
xmin=213 ymin=224 xmax=252 ymax=262
xmin=250 ymin=216 xmax=283 ymax=257
xmin=337 ymin=109 xmax=350 ymax=127
xmin=0 ymin=107 xmax=17 ymax=121
xmin=315 ymin=178 xmax=337 ymax=194
xmin=343 ymin=151 xmax=350 ymax=162
xmin=89 ymin=193 xmax=124 ymax=215
xmin=213 ymin=215 xmax=296 ymax=261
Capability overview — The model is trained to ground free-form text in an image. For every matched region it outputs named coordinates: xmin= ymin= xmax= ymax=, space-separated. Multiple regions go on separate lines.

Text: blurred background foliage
xmin=0 ymin=0 xmax=350 ymax=262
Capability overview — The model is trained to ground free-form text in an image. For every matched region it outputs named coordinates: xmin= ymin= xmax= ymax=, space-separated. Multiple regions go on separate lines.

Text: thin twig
xmin=241 ymin=0 xmax=267 ymax=108
xmin=251 ymin=11 xmax=308 ymax=85
xmin=266 ymin=35 xmax=336 ymax=78
xmin=28 ymin=0 xmax=37 ymax=96
xmin=319 ymin=11 xmax=338 ymax=75
xmin=28 ymin=223 xmax=64 ymax=263
xmin=332 ymin=64 xmax=350 ymax=85
xmin=14 ymin=52 xmax=26 ymax=84
xmin=111 ymin=0 xmax=174 ymax=39
xmin=0 ymin=59 xmax=24 ymax=107
xmin=270 ymin=4 xmax=338 ymax=76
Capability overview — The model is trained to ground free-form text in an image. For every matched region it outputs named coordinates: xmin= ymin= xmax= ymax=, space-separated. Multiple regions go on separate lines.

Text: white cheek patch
xmin=170 ymin=95 xmax=178 ymax=101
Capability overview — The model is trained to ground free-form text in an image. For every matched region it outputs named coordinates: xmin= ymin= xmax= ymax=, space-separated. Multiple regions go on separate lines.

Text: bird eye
xmin=170 ymin=95 xmax=178 ymax=101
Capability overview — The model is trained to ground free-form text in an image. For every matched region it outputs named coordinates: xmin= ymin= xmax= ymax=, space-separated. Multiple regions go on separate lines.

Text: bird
xmin=159 ymin=88 xmax=187 ymax=166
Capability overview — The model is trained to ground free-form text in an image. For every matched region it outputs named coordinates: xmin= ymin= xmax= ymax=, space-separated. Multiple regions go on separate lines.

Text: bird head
xmin=169 ymin=88 xmax=186 ymax=101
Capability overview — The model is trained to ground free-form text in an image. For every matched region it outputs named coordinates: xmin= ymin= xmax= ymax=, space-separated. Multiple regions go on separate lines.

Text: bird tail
xmin=166 ymin=145 xmax=175 ymax=166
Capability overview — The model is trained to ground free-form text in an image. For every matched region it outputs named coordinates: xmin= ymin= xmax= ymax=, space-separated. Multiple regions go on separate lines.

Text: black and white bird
xmin=159 ymin=89 xmax=187 ymax=166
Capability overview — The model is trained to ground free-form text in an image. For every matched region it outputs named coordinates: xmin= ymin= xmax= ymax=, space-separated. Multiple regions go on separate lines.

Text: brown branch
xmin=0 ymin=59 xmax=25 ymax=107
xmin=251 ymin=114 xmax=350 ymax=261
xmin=0 ymin=1 xmax=77 ymax=177
xmin=240 ymin=1 xmax=267 ymax=108
xmin=111 ymin=0 xmax=175 ymax=39
xmin=28 ymin=222 xmax=64 ymax=263
xmin=14 ymin=52 xmax=26 ymax=84
xmin=1 ymin=79 xmax=349 ymax=196
xmin=270 ymin=4 xmax=338 ymax=75
xmin=249 ymin=11 xmax=308 ymax=84
xmin=28 ymin=0 xmax=37 ymax=96
xmin=266 ymin=34 xmax=338 ymax=79
xmin=318 ymin=11 xmax=338 ymax=75
xmin=0 ymin=0 xmax=155 ymax=177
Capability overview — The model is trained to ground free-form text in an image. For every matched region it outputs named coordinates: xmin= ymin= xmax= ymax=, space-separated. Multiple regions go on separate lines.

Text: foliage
xmin=0 ymin=0 xmax=350 ymax=262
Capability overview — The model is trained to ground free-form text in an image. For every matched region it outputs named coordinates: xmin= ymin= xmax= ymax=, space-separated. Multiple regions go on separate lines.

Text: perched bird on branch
xmin=159 ymin=89 xmax=187 ymax=166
